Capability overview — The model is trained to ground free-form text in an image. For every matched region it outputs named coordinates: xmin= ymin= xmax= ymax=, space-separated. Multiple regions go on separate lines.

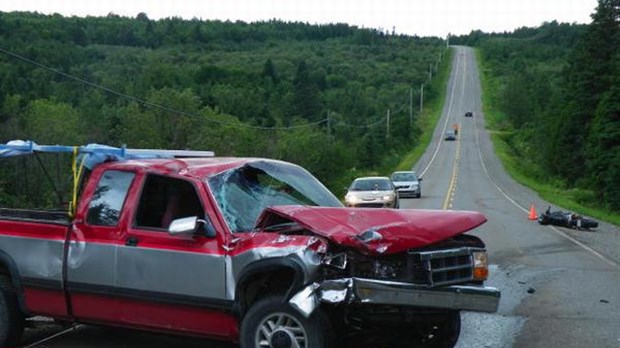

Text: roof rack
xmin=0 ymin=140 xmax=214 ymax=159
xmin=0 ymin=140 xmax=215 ymax=218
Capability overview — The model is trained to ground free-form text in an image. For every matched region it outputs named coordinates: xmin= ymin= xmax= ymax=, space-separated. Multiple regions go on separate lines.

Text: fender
xmin=234 ymin=254 xmax=315 ymax=316
xmin=0 ymin=249 xmax=29 ymax=315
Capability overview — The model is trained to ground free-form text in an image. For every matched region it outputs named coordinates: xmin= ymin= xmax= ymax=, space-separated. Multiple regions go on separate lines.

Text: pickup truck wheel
xmin=240 ymin=295 xmax=332 ymax=348
xmin=0 ymin=276 xmax=25 ymax=347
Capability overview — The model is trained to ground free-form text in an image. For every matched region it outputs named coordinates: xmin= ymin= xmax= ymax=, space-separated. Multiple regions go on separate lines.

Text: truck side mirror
xmin=168 ymin=216 xmax=216 ymax=238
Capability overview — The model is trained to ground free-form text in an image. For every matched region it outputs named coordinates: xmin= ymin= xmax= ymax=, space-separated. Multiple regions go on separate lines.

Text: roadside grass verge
xmin=475 ymin=49 xmax=620 ymax=226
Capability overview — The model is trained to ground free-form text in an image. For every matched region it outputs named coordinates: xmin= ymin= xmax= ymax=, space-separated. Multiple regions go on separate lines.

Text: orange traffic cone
xmin=528 ymin=204 xmax=537 ymax=220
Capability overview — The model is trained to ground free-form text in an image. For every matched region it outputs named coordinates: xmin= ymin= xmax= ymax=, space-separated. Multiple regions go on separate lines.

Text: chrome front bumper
xmin=289 ymin=277 xmax=500 ymax=318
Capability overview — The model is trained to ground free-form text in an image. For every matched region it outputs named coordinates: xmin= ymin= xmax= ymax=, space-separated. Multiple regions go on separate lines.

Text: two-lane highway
xmin=402 ymin=46 xmax=620 ymax=348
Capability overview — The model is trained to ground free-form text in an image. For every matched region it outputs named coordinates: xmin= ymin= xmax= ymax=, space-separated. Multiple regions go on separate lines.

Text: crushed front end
xmin=289 ymin=234 xmax=500 ymax=346
xmin=291 ymin=234 xmax=499 ymax=315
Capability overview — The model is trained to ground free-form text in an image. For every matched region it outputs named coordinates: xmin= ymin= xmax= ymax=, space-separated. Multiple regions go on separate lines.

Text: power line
xmin=0 ymin=46 xmax=328 ymax=130
xmin=0 ymin=45 xmax=447 ymax=133
xmin=390 ymin=102 xmax=408 ymax=115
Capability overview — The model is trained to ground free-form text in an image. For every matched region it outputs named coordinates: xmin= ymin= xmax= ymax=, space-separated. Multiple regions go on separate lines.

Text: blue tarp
xmin=0 ymin=140 xmax=174 ymax=169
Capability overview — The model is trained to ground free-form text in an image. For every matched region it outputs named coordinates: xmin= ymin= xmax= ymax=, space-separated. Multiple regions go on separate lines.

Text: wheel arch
xmin=234 ymin=256 xmax=309 ymax=318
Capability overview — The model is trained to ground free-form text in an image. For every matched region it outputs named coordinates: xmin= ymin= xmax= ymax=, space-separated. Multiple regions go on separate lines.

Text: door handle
xmin=126 ymin=236 xmax=139 ymax=247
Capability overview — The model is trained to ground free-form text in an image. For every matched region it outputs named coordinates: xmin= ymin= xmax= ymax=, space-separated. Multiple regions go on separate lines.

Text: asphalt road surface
xmin=400 ymin=46 xmax=620 ymax=348
xmin=18 ymin=46 xmax=620 ymax=348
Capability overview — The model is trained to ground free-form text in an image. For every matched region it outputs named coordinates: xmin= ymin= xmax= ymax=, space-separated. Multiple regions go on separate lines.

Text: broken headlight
xmin=321 ymin=252 xmax=348 ymax=270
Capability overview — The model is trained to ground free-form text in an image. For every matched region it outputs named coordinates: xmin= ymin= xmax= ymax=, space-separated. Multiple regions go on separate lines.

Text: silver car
xmin=445 ymin=130 xmax=456 ymax=141
xmin=391 ymin=171 xmax=422 ymax=198
xmin=344 ymin=176 xmax=398 ymax=208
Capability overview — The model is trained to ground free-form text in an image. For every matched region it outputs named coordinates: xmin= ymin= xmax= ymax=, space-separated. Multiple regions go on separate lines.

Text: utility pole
xmin=428 ymin=63 xmax=433 ymax=81
xmin=386 ymin=109 xmax=390 ymax=139
xmin=409 ymin=88 xmax=413 ymax=127
xmin=420 ymin=84 xmax=424 ymax=113
xmin=327 ymin=110 xmax=332 ymax=138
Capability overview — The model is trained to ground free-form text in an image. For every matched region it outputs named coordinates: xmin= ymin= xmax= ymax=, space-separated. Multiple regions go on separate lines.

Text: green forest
xmin=0 ymin=11 xmax=448 ymax=207
xmin=453 ymin=0 xmax=620 ymax=217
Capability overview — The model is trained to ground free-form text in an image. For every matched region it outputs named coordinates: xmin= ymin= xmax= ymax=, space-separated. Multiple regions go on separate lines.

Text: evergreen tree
xmin=262 ymin=58 xmax=278 ymax=84
xmin=292 ymin=61 xmax=322 ymax=121
xmin=555 ymin=0 xmax=619 ymax=181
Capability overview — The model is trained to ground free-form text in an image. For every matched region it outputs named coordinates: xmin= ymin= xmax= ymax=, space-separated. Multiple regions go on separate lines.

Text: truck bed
xmin=0 ymin=208 xmax=70 ymax=225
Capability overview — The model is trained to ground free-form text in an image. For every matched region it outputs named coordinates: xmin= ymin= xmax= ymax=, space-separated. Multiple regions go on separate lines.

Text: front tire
xmin=240 ymin=295 xmax=332 ymax=348
xmin=0 ymin=275 xmax=25 ymax=348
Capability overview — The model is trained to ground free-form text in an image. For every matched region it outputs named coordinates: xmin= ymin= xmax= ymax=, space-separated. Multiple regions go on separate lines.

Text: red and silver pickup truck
xmin=0 ymin=147 xmax=500 ymax=348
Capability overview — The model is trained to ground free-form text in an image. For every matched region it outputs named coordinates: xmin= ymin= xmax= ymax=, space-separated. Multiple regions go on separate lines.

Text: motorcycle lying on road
xmin=537 ymin=206 xmax=599 ymax=230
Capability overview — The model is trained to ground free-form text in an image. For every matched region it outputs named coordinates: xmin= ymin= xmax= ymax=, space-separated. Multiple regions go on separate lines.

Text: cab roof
xmin=97 ymin=157 xmax=292 ymax=179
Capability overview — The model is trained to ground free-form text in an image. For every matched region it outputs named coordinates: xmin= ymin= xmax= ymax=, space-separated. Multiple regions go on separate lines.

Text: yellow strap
xmin=69 ymin=146 xmax=85 ymax=218
xmin=68 ymin=147 xmax=77 ymax=218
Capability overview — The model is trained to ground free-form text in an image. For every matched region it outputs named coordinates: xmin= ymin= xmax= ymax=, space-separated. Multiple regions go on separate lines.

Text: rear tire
xmin=0 ymin=275 xmax=25 ymax=347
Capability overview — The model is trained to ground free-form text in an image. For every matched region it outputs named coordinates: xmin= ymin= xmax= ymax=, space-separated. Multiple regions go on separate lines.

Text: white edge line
xmin=419 ymin=49 xmax=461 ymax=178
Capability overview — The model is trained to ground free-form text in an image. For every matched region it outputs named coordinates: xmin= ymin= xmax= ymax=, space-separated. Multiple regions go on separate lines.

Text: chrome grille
xmin=347 ymin=247 xmax=481 ymax=287
xmin=409 ymin=247 xmax=480 ymax=286
xmin=354 ymin=203 xmax=385 ymax=208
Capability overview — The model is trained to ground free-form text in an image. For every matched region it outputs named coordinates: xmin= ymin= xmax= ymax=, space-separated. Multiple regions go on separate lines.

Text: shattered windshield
xmin=207 ymin=161 xmax=342 ymax=232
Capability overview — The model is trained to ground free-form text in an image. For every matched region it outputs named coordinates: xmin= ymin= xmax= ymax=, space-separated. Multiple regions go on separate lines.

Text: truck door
xmin=67 ymin=169 xmax=136 ymax=322
xmin=115 ymin=173 xmax=232 ymax=338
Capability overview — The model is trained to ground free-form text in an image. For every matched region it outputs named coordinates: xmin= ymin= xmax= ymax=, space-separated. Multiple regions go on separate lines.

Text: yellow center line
xmin=442 ymin=128 xmax=461 ymax=210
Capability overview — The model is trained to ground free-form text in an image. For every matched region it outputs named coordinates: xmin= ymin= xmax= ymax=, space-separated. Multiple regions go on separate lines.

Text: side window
xmin=86 ymin=170 xmax=135 ymax=226
xmin=134 ymin=175 xmax=205 ymax=230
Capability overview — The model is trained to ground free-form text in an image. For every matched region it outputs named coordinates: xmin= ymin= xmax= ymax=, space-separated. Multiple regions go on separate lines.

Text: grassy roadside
xmin=475 ymin=49 xmax=620 ymax=226
xmin=394 ymin=48 xmax=454 ymax=172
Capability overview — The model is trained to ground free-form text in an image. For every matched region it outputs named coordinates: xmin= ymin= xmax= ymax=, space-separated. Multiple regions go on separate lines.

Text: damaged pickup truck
xmin=0 ymin=151 xmax=500 ymax=348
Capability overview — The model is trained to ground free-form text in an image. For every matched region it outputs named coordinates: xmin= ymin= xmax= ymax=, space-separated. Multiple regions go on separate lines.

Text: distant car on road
xmin=391 ymin=171 xmax=422 ymax=198
xmin=465 ymin=111 xmax=473 ymax=117
xmin=445 ymin=130 xmax=456 ymax=141
xmin=344 ymin=176 xmax=398 ymax=208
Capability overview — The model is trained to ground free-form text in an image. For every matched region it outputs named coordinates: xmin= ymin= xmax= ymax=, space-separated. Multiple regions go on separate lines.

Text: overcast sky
xmin=1 ymin=0 xmax=598 ymax=37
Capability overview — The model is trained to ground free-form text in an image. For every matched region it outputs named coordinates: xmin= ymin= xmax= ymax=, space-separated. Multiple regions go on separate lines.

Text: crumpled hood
xmin=255 ymin=206 xmax=487 ymax=255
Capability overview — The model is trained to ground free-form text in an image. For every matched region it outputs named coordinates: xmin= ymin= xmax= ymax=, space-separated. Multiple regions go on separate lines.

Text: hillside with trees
xmin=454 ymin=0 xmax=619 ymax=215
xmin=0 ymin=11 xmax=448 ymax=207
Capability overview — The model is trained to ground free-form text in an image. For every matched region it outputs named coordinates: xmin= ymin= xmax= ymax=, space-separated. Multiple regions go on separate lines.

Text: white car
xmin=344 ymin=176 xmax=399 ymax=208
